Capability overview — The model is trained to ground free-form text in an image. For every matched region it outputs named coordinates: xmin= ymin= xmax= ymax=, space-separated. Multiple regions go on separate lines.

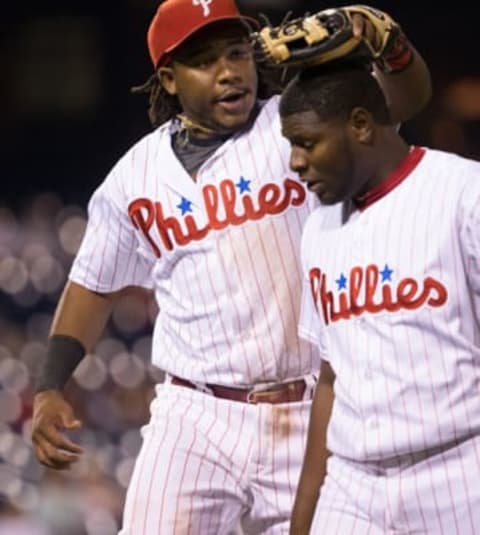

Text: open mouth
xmin=216 ymin=89 xmax=248 ymax=104
xmin=215 ymin=90 xmax=251 ymax=115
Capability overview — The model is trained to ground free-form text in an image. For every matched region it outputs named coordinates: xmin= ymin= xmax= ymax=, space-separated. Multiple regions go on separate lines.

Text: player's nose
xmin=289 ymin=148 xmax=309 ymax=176
xmin=216 ymin=55 xmax=242 ymax=82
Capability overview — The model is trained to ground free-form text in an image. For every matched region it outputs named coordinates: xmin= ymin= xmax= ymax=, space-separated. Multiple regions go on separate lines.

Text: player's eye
xmin=191 ymin=52 xmax=217 ymax=68
xmin=176 ymin=46 xmax=218 ymax=68
xmin=227 ymin=44 xmax=253 ymax=61
xmin=301 ymin=140 xmax=315 ymax=150
xmin=292 ymin=139 xmax=315 ymax=150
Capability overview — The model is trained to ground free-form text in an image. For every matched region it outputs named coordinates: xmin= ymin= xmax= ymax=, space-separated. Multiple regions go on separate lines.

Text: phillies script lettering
xmin=310 ymin=265 xmax=448 ymax=325
xmin=128 ymin=178 xmax=306 ymax=257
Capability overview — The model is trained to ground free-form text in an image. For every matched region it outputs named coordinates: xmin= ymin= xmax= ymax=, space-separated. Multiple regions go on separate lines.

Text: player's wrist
xmin=34 ymin=335 xmax=86 ymax=393
xmin=375 ymin=31 xmax=413 ymax=74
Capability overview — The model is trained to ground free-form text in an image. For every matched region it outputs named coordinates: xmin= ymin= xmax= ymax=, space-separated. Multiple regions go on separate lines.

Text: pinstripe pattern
xmin=119 ymin=382 xmax=311 ymax=534
xmin=69 ymin=95 xmax=321 ymax=532
xmin=70 ymin=96 xmax=319 ymax=387
xmin=299 ymin=148 xmax=480 ymax=533
xmin=312 ymin=436 xmax=480 ymax=534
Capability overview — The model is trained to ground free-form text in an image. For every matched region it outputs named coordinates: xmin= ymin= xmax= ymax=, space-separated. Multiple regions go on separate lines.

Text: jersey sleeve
xmin=297 ymin=212 xmax=329 ymax=359
xmin=69 ymin=161 xmax=155 ymax=293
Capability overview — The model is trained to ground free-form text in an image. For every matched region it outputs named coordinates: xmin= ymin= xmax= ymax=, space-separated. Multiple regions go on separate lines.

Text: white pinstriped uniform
xmin=299 ymin=147 xmax=480 ymax=534
xmin=69 ymin=95 xmax=320 ymax=534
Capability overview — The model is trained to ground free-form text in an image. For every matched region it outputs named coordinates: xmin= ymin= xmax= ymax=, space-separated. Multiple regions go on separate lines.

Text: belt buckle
xmin=246 ymin=377 xmax=315 ymax=404
xmin=246 ymin=383 xmax=291 ymax=404
xmin=246 ymin=388 xmax=269 ymax=404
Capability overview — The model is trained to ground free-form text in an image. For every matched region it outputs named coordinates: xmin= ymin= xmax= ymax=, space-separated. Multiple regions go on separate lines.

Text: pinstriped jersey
xmin=70 ymin=96 xmax=320 ymax=386
xmin=299 ymin=147 xmax=480 ymax=461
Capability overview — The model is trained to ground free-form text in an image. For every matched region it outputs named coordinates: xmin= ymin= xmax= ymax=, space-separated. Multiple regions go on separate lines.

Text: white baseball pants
xmin=119 ymin=381 xmax=312 ymax=534
xmin=312 ymin=434 xmax=480 ymax=534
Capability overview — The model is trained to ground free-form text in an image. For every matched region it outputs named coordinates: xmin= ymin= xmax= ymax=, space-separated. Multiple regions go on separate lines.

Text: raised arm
xmin=351 ymin=11 xmax=432 ymax=123
xmin=253 ymin=4 xmax=432 ymax=124
xmin=290 ymin=360 xmax=336 ymax=535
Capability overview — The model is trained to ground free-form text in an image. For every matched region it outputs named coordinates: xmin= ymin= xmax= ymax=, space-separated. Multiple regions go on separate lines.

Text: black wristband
xmin=35 ymin=335 xmax=86 ymax=393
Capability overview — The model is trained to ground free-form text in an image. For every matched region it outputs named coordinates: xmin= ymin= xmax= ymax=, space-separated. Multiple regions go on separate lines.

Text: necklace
xmin=176 ymin=114 xmax=218 ymax=147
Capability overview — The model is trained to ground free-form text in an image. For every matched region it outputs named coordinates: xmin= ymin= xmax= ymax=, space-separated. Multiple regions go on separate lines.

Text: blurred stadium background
xmin=1 ymin=1 xmax=477 ymax=533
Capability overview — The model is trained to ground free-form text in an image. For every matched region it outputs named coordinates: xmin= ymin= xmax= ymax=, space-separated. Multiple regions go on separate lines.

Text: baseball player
xmin=30 ymin=1 xmax=432 ymax=533
xmin=280 ymin=63 xmax=480 ymax=534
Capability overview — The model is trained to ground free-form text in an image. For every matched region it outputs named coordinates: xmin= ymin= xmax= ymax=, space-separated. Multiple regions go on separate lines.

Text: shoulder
xmin=420 ymin=147 xmax=480 ymax=179
xmin=246 ymin=96 xmax=290 ymax=155
xmin=411 ymin=147 xmax=480 ymax=197
xmin=420 ymin=147 xmax=480 ymax=217
xmin=119 ymin=123 xmax=171 ymax=169
xmin=253 ymin=96 xmax=281 ymax=127
xmin=87 ymin=123 xmax=172 ymax=209
xmin=103 ymin=124 xmax=171 ymax=184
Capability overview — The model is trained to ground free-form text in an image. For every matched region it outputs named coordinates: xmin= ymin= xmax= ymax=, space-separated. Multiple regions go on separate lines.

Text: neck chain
xmin=175 ymin=114 xmax=219 ymax=147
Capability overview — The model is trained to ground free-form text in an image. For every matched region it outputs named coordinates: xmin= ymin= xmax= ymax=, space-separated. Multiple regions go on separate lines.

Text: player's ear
xmin=349 ymin=107 xmax=374 ymax=144
xmin=157 ymin=67 xmax=177 ymax=96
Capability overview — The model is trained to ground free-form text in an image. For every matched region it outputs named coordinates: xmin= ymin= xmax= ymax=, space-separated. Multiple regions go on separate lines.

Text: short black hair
xmin=279 ymin=62 xmax=391 ymax=125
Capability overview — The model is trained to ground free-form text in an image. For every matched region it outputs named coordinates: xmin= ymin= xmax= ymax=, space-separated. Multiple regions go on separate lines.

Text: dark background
xmin=2 ymin=1 xmax=478 ymax=210
xmin=0 ymin=3 xmax=478 ymax=533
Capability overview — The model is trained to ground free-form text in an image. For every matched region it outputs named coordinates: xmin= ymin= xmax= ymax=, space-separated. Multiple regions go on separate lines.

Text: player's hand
xmin=31 ymin=390 xmax=84 ymax=470
xmin=351 ymin=12 xmax=382 ymax=52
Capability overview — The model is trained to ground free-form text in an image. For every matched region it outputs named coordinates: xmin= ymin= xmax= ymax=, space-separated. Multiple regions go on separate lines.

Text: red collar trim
xmin=354 ymin=146 xmax=426 ymax=211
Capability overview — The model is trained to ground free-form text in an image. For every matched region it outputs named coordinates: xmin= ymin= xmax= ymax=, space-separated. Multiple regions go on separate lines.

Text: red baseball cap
xmin=147 ymin=0 xmax=259 ymax=68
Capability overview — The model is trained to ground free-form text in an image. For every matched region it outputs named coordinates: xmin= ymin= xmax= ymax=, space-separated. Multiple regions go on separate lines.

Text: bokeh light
xmin=58 ymin=215 xmax=87 ymax=256
xmin=0 ymin=357 xmax=30 ymax=393
xmin=2 ymin=0 xmax=477 ymax=532
xmin=0 ymin=195 xmax=157 ymax=532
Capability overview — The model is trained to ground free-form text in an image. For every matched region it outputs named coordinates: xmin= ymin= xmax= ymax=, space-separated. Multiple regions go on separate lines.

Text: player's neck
xmin=176 ymin=114 xmax=219 ymax=142
xmin=175 ymin=103 xmax=261 ymax=146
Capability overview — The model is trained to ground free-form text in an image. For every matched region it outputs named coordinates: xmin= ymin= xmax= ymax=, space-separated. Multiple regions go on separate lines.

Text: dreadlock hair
xmin=131 ymin=15 xmax=298 ymax=128
xmin=131 ymin=63 xmax=287 ymax=128
xmin=279 ymin=62 xmax=391 ymax=126
xmin=131 ymin=73 xmax=180 ymax=128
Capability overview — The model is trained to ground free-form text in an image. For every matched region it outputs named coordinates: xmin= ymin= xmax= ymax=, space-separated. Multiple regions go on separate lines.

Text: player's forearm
xmin=35 ymin=281 xmax=120 ymax=393
xmin=50 ymin=280 xmax=119 ymax=351
xmin=290 ymin=361 xmax=335 ymax=535
xmin=374 ymin=43 xmax=432 ymax=125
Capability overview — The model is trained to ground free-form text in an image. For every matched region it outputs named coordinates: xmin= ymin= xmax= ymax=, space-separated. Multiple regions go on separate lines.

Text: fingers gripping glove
xmin=252 ymin=5 xmax=413 ymax=73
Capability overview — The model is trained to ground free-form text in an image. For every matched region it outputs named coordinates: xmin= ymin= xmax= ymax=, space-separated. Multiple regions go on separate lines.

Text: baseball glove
xmin=251 ymin=5 xmax=402 ymax=70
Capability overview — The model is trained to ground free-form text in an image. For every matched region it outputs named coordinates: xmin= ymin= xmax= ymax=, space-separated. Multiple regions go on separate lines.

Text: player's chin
xmin=316 ymin=189 xmax=344 ymax=205
xmin=214 ymin=99 xmax=255 ymax=131
xmin=307 ymin=182 xmax=341 ymax=205
xmin=216 ymin=114 xmax=252 ymax=134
